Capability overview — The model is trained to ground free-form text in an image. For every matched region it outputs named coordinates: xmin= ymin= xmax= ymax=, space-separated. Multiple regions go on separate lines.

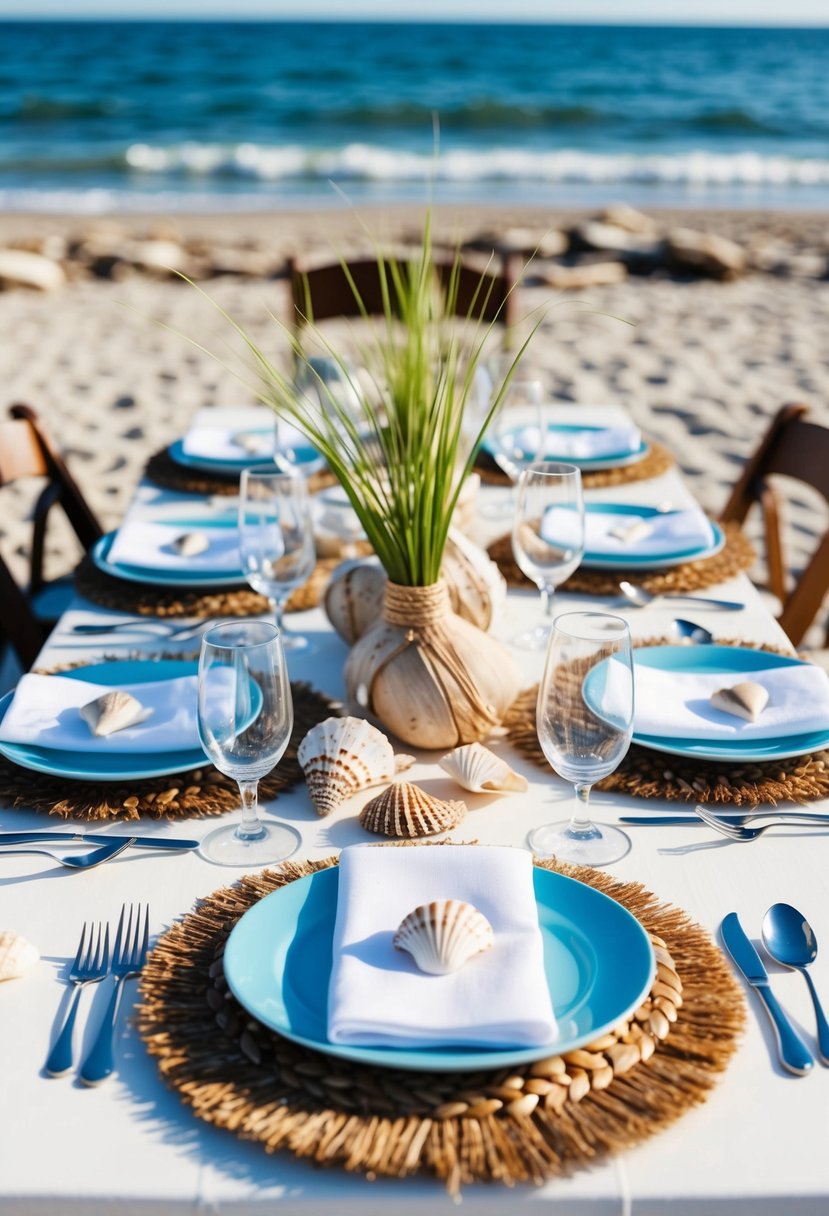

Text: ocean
xmin=1 ymin=20 xmax=828 ymax=213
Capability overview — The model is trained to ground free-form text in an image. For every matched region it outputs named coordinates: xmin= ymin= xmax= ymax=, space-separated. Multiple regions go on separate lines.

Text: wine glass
xmin=197 ymin=621 xmax=301 ymax=866
xmin=480 ymin=372 xmax=545 ymax=518
xmin=528 ymin=611 xmax=634 ymax=866
xmin=239 ymin=466 xmax=316 ymax=653
xmin=511 ymin=462 xmax=585 ymax=651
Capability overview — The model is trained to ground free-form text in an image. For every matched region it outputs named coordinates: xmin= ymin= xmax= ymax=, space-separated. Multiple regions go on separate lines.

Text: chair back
xmin=0 ymin=403 xmax=103 ymax=596
xmin=720 ymin=403 xmax=829 ymax=645
xmin=0 ymin=554 xmax=44 ymax=671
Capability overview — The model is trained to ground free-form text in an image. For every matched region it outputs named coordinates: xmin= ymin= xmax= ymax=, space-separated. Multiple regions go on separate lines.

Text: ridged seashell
xmin=441 ymin=527 xmax=507 ymax=632
xmin=710 ymin=681 xmax=769 ymax=722
xmin=78 ymin=690 xmax=152 ymax=737
xmin=393 ymin=900 xmax=494 ymax=975
xmin=324 ymin=558 xmax=386 ymax=644
xmin=438 ymin=743 xmax=528 ymax=795
xmin=0 ymin=930 xmax=40 ymax=982
xmin=170 ymin=531 xmax=209 ymax=557
xmin=297 ymin=716 xmax=415 ymax=816
xmin=231 ymin=429 xmax=271 ymax=456
xmin=360 ymin=781 xmax=467 ymax=838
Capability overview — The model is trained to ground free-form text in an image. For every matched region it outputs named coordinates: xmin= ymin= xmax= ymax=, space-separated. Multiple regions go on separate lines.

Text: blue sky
xmin=2 ymin=0 xmax=829 ymax=21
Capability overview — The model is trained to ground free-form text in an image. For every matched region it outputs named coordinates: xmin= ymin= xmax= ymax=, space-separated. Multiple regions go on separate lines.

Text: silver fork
xmin=693 ymin=804 xmax=829 ymax=842
xmin=45 ymin=922 xmax=110 ymax=1077
xmin=6 ymin=839 xmax=134 ymax=870
xmin=79 ymin=903 xmax=150 ymax=1087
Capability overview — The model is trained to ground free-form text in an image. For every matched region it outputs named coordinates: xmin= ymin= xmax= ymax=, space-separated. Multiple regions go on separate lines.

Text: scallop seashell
xmin=297 ymin=715 xmax=415 ymax=816
xmin=438 ymin=743 xmax=528 ymax=795
xmin=323 ymin=559 xmax=386 ymax=643
xmin=710 ymin=681 xmax=769 ymax=723
xmin=170 ymin=531 xmax=209 ymax=557
xmin=393 ymin=900 xmax=494 ymax=975
xmin=0 ymin=930 xmax=40 ymax=982
xmin=78 ymin=690 xmax=152 ymax=738
xmin=360 ymin=781 xmax=467 ymax=838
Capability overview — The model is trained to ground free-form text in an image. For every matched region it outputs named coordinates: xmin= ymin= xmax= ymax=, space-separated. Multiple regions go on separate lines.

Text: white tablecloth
xmin=2 ymin=458 xmax=828 ymax=1215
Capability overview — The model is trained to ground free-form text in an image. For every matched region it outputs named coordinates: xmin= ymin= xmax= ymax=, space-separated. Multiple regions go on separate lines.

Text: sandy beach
xmin=1 ymin=204 xmax=828 ymax=634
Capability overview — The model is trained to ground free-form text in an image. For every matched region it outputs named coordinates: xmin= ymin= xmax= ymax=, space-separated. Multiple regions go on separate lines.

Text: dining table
xmin=2 ymin=420 xmax=828 ymax=1216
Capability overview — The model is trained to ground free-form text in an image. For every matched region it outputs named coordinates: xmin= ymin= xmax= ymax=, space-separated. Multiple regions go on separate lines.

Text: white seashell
xmin=78 ymin=690 xmax=152 ymax=738
xmin=607 ymin=520 xmax=653 ymax=545
xmin=323 ymin=559 xmax=386 ymax=644
xmin=297 ymin=715 xmax=415 ymax=816
xmin=438 ymin=743 xmax=528 ymax=795
xmin=710 ymin=681 xmax=769 ymax=723
xmin=0 ymin=930 xmax=40 ymax=982
xmin=360 ymin=781 xmax=466 ymax=838
xmin=393 ymin=900 xmax=494 ymax=975
xmin=169 ymin=531 xmax=209 ymax=557
xmin=231 ymin=429 xmax=271 ymax=456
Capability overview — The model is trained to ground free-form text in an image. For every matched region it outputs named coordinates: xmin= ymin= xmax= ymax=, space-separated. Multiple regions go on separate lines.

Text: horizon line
xmin=2 ymin=15 xmax=829 ymax=27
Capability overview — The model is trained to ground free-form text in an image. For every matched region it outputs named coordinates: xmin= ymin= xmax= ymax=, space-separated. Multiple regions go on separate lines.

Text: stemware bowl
xmin=197 ymin=620 xmax=300 ymax=866
xmin=239 ymin=466 xmax=316 ymax=653
xmin=511 ymin=462 xmax=585 ymax=651
xmin=528 ymin=611 xmax=634 ymax=866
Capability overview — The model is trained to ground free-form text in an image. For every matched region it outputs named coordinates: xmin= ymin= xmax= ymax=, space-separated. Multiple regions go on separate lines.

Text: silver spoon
xmin=619 ymin=581 xmax=744 ymax=612
xmin=762 ymin=903 xmax=829 ymax=1065
xmin=670 ymin=618 xmax=714 ymax=645
xmin=1 ymin=839 xmax=134 ymax=870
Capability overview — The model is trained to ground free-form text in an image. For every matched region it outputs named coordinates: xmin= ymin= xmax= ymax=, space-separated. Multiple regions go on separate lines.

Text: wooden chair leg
xmin=760 ymin=480 xmax=787 ymax=603
xmin=778 ymin=532 xmax=829 ymax=648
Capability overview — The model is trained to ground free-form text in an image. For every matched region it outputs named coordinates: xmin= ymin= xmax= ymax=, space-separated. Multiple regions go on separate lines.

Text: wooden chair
xmin=288 ymin=248 xmax=522 ymax=337
xmin=720 ymin=403 xmax=829 ymax=646
xmin=0 ymin=402 xmax=104 ymax=668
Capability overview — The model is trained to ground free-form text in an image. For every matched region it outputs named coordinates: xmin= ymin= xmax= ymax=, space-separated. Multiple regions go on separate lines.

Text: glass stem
xmin=540 ymin=585 xmax=555 ymax=623
xmin=569 ymin=783 xmax=594 ymax=833
xmin=269 ymin=596 xmax=285 ymax=634
xmin=235 ymin=780 xmax=265 ymax=841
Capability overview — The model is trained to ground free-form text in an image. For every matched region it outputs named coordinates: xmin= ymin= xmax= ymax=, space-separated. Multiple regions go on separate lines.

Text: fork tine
xmin=72 ymin=922 xmax=88 ymax=971
xmin=100 ymin=924 xmax=110 ymax=972
xmin=138 ymin=905 xmax=149 ymax=966
xmin=129 ymin=904 xmax=145 ymax=967
xmin=112 ymin=903 xmax=127 ymax=965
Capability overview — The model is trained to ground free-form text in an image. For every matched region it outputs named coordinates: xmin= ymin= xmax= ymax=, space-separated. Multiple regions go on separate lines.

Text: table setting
xmin=3 ymin=245 xmax=829 ymax=1214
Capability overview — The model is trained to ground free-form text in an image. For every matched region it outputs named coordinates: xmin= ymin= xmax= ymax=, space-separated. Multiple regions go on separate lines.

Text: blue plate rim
xmin=168 ymin=438 xmax=325 ymax=476
xmin=482 ymin=425 xmax=649 ymax=471
xmin=0 ymin=659 xmax=207 ymax=781
xmin=222 ymin=865 xmax=656 ymax=1072
xmin=92 ymin=532 xmax=248 ymax=589
xmin=578 ymin=503 xmax=724 ymax=569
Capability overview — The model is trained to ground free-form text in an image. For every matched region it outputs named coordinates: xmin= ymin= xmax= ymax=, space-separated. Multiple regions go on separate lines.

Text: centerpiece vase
xmin=345 ymin=578 xmax=522 ymax=750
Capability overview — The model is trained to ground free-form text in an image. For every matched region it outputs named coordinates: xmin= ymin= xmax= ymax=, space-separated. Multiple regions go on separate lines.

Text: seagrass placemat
xmin=144 ymin=447 xmax=337 ymax=497
xmin=488 ymin=520 xmax=755 ymax=597
xmin=137 ymin=851 xmax=744 ymax=1194
xmin=503 ymin=638 xmax=829 ymax=806
xmin=74 ymin=554 xmax=337 ymax=618
xmin=474 ymin=440 xmax=674 ymax=490
xmin=0 ymin=680 xmax=341 ymax=822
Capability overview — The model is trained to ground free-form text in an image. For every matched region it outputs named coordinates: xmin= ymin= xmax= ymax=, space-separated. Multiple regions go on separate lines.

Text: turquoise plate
xmin=0 ymin=660 xmax=207 ymax=781
xmin=92 ymin=532 xmax=247 ymax=589
xmin=482 ymin=423 xmax=649 ymax=473
xmin=579 ymin=503 xmax=723 ymax=569
xmin=223 ymin=865 xmax=656 ymax=1072
xmin=168 ymin=438 xmax=324 ymax=477
xmin=630 ymin=646 xmax=829 ymax=762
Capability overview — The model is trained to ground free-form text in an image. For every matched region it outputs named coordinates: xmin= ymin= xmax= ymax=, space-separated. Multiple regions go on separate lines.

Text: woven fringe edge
xmin=137 ymin=854 xmax=745 ymax=1193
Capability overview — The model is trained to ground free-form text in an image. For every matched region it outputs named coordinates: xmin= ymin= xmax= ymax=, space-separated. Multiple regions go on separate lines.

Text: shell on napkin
xmin=297 ymin=715 xmax=415 ymax=816
xmin=359 ymin=781 xmax=467 ymax=838
xmin=231 ymin=429 xmax=270 ymax=455
xmin=710 ymin=681 xmax=769 ymax=723
xmin=169 ymin=531 xmax=209 ymax=558
xmin=79 ymin=690 xmax=152 ymax=738
xmin=438 ymin=742 xmax=528 ymax=795
xmin=0 ymin=930 xmax=40 ymax=982
xmin=393 ymin=900 xmax=494 ymax=975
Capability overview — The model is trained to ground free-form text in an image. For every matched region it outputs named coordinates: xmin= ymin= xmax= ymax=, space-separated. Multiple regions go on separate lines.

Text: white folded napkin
xmin=108 ymin=521 xmax=242 ymax=574
xmin=0 ymin=673 xmax=201 ymax=753
xmin=327 ymin=844 xmax=557 ymax=1049
xmin=540 ymin=506 xmax=713 ymax=559
xmin=182 ymin=406 xmax=275 ymax=462
xmin=633 ymin=662 xmax=829 ymax=740
xmin=543 ymin=424 xmax=641 ymax=460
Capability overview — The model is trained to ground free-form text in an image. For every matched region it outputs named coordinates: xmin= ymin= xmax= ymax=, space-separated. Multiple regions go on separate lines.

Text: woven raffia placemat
xmin=74 ymin=554 xmax=338 ymax=619
xmin=137 ymin=851 xmax=744 ymax=1194
xmin=474 ymin=440 xmax=674 ymax=490
xmin=144 ymin=447 xmax=337 ymax=497
xmin=0 ymin=680 xmax=341 ymax=822
xmin=503 ymin=638 xmax=829 ymax=806
xmin=488 ymin=519 xmax=755 ymax=597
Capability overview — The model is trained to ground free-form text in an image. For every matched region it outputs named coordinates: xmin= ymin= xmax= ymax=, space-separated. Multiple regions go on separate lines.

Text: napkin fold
xmin=541 ymin=506 xmax=713 ymax=559
xmin=327 ymin=844 xmax=557 ymax=1049
xmin=182 ymin=406 xmax=275 ymax=463
xmin=633 ymin=662 xmax=829 ymax=740
xmin=0 ymin=673 xmax=201 ymax=752
xmin=543 ymin=424 xmax=641 ymax=460
xmin=108 ymin=521 xmax=242 ymax=574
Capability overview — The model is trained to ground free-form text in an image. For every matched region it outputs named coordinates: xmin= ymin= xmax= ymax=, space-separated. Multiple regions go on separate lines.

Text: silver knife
xmin=721 ymin=912 xmax=814 ymax=1075
xmin=622 ymin=813 xmax=829 ymax=826
xmin=0 ymin=832 xmax=198 ymax=852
